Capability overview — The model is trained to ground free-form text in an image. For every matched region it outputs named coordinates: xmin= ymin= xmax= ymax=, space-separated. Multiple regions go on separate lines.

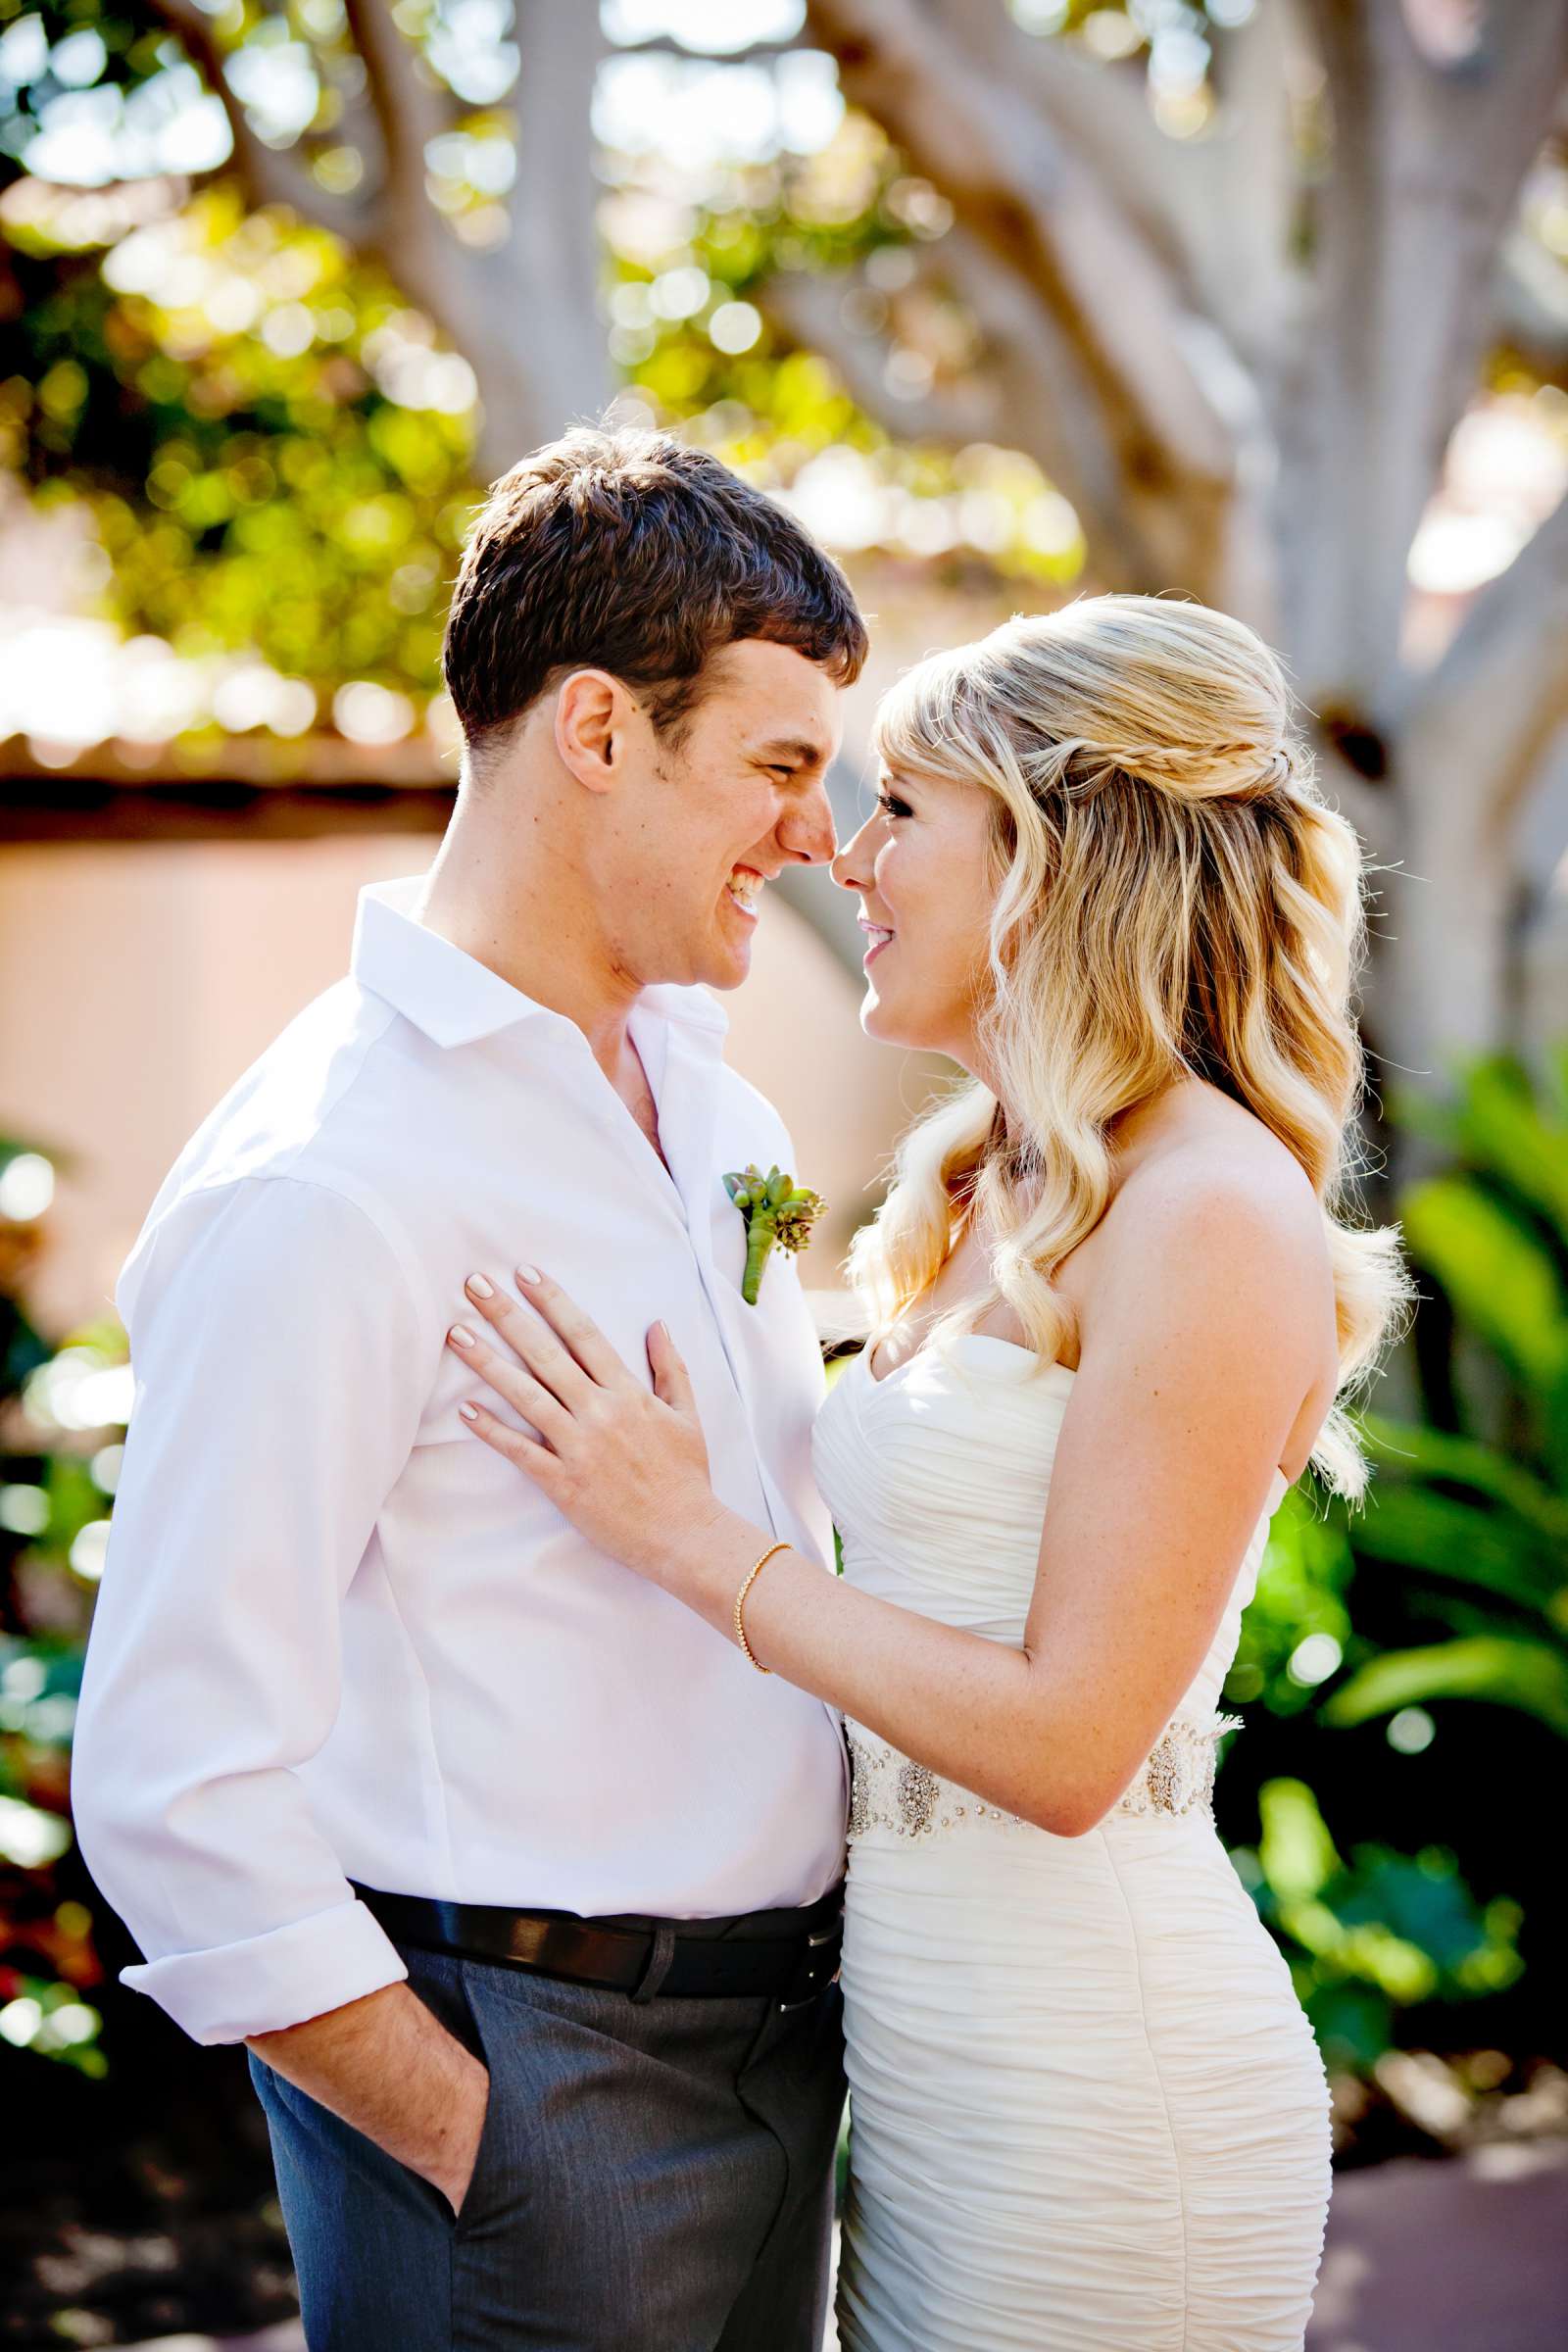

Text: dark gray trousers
xmin=249 ymin=1936 xmax=845 ymax=2351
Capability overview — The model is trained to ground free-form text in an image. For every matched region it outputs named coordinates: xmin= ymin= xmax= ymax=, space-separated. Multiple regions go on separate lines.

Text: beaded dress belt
xmin=846 ymin=1717 xmax=1241 ymax=1841
xmin=352 ymin=1881 xmax=844 ymax=2008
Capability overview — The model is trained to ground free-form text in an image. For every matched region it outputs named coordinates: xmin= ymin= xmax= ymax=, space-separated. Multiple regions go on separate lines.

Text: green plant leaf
xmin=1304 ymin=1981 xmax=1393 ymax=2071
xmin=1362 ymin=1415 xmax=1568 ymax=1547
xmin=1399 ymin=1174 xmax=1568 ymax=1480
xmin=1257 ymin=1777 xmax=1342 ymax=1900
xmin=1325 ymin=1636 xmax=1568 ymax=1738
xmin=1400 ymin=1177 xmax=1568 ymax=1394
xmin=1451 ymin=1055 xmax=1568 ymax=1232
xmin=1349 ymin=1481 xmax=1563 ymax=1610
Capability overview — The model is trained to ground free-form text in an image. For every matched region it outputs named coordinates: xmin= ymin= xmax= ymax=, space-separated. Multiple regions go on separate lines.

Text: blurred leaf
xmin=1248 ymin=1783 xmax=1522 ymax=2062
xmin=5 ymin=188 xmax=477 ymax=705
xmin=1225 ymin=1490 xmax=1353 ymax=1713
xmin=1349 ymin=1481 xmax=1562 ymax=1610
xmin=1451 ymin=1055 xmax=1568 ymax=1232
xmin=43 ymin=1454 xmax=105 ymax=1549
xmin=1363 ymin=1415 xmax=1568 ymax=1547
xmin=1399 ymin=1173 xmax=1568 ymax=1479
xmin=1258 ymin=1777 xmax=1340 ymax=1900
xmin=1400 ymin=1176 xmax=1568 ymax=1392
xmin=1304 ymin=1980 xmax=1393 ymax=2070
xmin=1335 ymin=1847 xmax=1514 ymax=1977
xmin=1326 ymin=1637 xmax=1568 ymax=1738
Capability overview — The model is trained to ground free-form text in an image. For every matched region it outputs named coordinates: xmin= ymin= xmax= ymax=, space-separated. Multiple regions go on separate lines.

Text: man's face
xmin=594 ymin=639 xmax=843 ymax=992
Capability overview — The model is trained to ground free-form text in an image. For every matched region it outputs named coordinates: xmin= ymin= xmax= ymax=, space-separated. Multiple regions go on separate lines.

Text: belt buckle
xmin=777 ymin=1917 xmax=842 ymax=2013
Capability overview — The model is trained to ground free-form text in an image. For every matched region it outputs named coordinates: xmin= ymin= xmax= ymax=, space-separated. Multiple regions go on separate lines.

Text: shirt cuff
xmin=121 ymin=1896 xmax=410 ymax=2045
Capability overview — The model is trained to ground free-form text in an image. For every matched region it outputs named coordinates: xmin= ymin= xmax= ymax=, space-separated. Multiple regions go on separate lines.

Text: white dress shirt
xmin=72 ymin=877 xmax=849 ymax=2046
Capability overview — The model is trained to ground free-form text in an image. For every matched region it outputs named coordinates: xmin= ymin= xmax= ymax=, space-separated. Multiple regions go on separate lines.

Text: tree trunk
xmin=1277 ymin=0 xmax=1568 ymax=721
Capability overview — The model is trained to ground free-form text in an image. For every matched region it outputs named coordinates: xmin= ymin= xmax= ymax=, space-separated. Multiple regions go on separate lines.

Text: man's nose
xmin=781 ymin=771 xmax=839 ymax=867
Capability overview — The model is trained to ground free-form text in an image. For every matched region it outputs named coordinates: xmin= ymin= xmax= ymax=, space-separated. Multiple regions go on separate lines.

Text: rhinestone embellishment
xmin=845 ymin=1716 xmax=1241 ymax=1841
xmin=895 ymin=1759 xmax=939 ymax=1835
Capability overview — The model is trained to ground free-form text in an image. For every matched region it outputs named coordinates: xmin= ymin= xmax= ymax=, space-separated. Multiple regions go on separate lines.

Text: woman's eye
xmin=877 ymin=790 xmax=912 ymax=821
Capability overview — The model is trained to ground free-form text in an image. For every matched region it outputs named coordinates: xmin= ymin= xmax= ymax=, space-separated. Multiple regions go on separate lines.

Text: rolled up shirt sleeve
xmin=71 ymin=1174 xmax=430 ymax=2044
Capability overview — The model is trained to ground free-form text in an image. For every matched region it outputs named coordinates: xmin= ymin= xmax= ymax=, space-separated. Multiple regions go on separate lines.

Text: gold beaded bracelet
xmin=733 ymin=1541 xmax=790 ymax=1674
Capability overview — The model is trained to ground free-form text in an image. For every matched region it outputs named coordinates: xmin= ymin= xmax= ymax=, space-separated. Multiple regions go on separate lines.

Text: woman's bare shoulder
xmin=1088 ymin=1102 xmax=1336 ymax=1369
xmin=1138 ymin=1123 xmax=1320 ymax=1229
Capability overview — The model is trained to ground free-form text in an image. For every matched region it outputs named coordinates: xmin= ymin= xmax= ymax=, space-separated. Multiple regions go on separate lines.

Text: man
xmin=72 ymin=423 xmax=868 ymax=2349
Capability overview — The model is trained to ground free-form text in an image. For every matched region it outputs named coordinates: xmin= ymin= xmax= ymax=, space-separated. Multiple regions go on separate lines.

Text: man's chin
xmin=699 ymin=917 xmax=757 ymax=991
xmin=709 ymin=950 xmax=754 ymax=992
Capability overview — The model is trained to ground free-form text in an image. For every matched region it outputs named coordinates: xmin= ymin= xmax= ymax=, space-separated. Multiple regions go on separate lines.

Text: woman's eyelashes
xmin=877 ymin=789 xmax=913 ymax=821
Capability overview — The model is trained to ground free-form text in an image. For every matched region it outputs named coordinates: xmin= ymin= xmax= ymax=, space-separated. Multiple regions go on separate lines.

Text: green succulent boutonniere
xmin=723 ymin=1163 xmax=827 ymax=1304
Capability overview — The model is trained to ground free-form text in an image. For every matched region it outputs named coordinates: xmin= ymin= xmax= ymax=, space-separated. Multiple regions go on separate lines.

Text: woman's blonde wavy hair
xmin=846 ymin=594 xmax=1410 ymax=1499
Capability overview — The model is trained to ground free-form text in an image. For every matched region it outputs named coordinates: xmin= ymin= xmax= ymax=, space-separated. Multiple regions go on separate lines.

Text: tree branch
xmin=1492 ymin=225 xmax=1568 ymax=383
xmin=1400 ymin=489 xmax=1568 ymax=835
xmin=147 ymin=0 xmax=368 ymax=235
xmin=1301 ymin=735 xmax=1391 ymax=863
xmin=805 ymin=0 xmax=1246 ymax=599
xmin=761 ymin=231 xmax=1149 ymax=582
xmin=1375 ymin=490 xmax=1568 ymax=1071
xmin=1281 ymin=0 xmax=1568 ymax=711
xmin=923 ymin=0 xmax=1298 ymax=366
xmin=155 ymin=0 xmax=605 ymax=478
xmin=924 ymin=0 xmax=1154 ymax=170
xmin=466 ymin=0 xmax=609 ymax=473
xmin=341 ymin=0 xmax=460 ymax=252
xmin=601 ymin=35 xmax=808 ymax=62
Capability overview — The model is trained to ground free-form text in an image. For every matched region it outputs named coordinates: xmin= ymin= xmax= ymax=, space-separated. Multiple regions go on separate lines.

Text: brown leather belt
xmin=353 ymin=1881 xmax=844 ymax=2009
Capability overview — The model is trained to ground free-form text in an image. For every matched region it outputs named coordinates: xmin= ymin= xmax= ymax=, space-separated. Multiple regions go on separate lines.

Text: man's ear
xmin=554 ymin=668 xmax=631 ymax=796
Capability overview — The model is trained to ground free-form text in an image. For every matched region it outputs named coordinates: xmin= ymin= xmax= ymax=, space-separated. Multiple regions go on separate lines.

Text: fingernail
xmin=466 ymin=1273 xmax=495 ymax=1298
xmin=516 ymin=1262 xmax=541 ymax=1285
xmin=459 ymin=1400 xmax=479 ymax=1421
xmin=655 ymin=1320 xmax=669 ymax=1343
xmin=449 ymin=1324 xmax=477 ymax=1348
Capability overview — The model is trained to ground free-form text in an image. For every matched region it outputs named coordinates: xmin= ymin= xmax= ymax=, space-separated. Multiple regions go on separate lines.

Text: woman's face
xmin=831 ymin=760 xmax=1000 ymax=1063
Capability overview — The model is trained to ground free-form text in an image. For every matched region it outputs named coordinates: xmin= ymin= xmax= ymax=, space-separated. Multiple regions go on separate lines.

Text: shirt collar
xmin=352 ymin=876 xmax=730 ymax=1052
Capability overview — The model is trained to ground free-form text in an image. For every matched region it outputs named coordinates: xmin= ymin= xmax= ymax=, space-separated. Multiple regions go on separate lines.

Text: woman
xmin=446 ymin=595 xmax=1408 ymax=2349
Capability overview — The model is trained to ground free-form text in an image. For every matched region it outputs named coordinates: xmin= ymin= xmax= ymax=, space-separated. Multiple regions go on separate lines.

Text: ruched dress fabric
xmin=811 ymin=1336 xmax=1332 ymax=2352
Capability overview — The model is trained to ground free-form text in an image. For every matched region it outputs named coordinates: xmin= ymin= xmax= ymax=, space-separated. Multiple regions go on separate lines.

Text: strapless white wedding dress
xmin=811 ymin=1336 xmax=1331 ymax=2352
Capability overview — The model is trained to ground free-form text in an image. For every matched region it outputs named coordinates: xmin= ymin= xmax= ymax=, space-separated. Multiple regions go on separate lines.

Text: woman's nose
xmin=831 ymin=812 xmax=876 ymax=893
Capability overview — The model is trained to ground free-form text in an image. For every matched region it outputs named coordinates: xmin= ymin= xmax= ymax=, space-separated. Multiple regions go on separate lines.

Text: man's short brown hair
xmin=442 ymin=423 xmax=868 ymax=769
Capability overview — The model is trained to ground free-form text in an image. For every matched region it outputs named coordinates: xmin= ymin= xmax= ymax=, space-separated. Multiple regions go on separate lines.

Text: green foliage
xmin=1222 ymin=1486 xmax=1354 ymax=1718
xmin=5 ymin=181 xmax=476 ymax=698
xmin=1227 ymin=1054 xmax=1568 ymax=2071
xmin=1328 ymin=1057 xmax=1568 ymax=1737
xmin=0 ymin=1137 xmax=119 ymax=2078
xmin=0 ymin=2 xmax=169 ymax=161
xmin=0 ymin=2 xmax=483 ymax=711
xmin=1327 ymin=1635 xmax=1568 ymax=1739
xmin=1231 ymin=1779 xmax=1521 ymax=2067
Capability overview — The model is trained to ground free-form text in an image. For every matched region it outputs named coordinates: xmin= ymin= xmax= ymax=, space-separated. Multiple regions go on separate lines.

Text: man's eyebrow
xmin=752 ymin=734 xmax=831 ymax=766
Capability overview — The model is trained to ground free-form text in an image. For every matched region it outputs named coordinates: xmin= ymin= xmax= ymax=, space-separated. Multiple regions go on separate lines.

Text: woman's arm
xmin=451 ymin=1162 xmax=1330 ymax=1836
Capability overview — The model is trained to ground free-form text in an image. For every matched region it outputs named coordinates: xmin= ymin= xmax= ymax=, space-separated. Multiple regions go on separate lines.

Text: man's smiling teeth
xmin=726 ymin=868 xmax=764 ymax=916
